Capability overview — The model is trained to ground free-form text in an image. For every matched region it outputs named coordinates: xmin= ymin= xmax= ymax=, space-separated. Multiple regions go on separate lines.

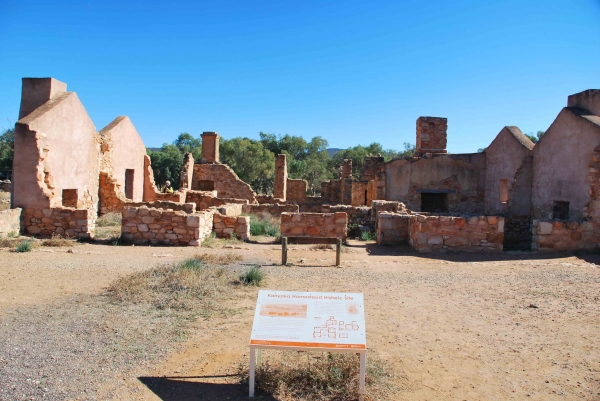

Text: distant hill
xmin=327 ymin=148 xmax=342 ymax=157
xmin=146 ymin=147 xmax=161 ymax=152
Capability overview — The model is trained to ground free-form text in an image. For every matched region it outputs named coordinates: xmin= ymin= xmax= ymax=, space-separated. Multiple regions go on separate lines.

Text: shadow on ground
xmin=138 ymin=376 xmax=279 ymax=401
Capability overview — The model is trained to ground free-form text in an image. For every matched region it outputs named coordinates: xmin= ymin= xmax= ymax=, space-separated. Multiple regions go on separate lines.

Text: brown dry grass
xmin=194 ymin=252 xmax=242 ymax=265
xmin=41 ymin=234 xmax=77 ymax=247
xmin=0 ymin=237 xmax=39 ymax=249
xmin=248 ymin=351 xmax=396 ymax=401
xmin=95 ymin=226 xmax=121 ymax=239
xmin=96 ymin=212 xmax=122 ymax=227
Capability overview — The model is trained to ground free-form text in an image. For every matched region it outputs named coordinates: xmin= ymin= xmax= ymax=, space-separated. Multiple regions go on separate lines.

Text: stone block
xmin=538 ymin=222 xmax=553 ymax=235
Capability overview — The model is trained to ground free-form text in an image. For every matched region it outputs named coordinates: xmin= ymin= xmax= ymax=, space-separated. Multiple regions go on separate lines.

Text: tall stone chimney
xmin=201 ymin=132 xmax=220 ymax=163
xmin=19 ymin=78 xmax=68 ymax=120
xmin=342 ymin=159 xmax=353 ymax=179
xmin=567 ymin=89 xmax=600 ymax=117
xmin=416 ymin=117 xmax=447 ymax=155
xmin=274 ymin=154 xmax=287 ymax=200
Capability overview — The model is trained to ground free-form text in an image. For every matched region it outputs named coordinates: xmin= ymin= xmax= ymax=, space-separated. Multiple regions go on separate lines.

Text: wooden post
xmin=336 ymin=238 xmax=342 ymax=267
xmin=282 ymin=237 xmax=288 ymax=265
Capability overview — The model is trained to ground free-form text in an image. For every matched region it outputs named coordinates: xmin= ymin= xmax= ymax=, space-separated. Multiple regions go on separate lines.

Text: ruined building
xmin=1 ymin=77 xmax=598 ymax=253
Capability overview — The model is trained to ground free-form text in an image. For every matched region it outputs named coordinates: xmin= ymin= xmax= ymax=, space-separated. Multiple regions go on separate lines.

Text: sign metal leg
xmin=282 ymin=237 xmax=288 ymax=265
xmin=249 ymin=347 xmax=256 ymax=398
xmin=359 ymin=352 xmax=366 ymax=401
xmin=336 ymin=238 xmax=342 ymax=266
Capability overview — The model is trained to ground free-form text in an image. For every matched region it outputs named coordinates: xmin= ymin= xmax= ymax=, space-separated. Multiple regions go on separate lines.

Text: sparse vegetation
xmin=359 ymin=231 xmax=377 ymax=241
xmin=41 ymin=234 xmax=76 ymax=247
xmin=15 ymin=241 xmax=32 ymax=253
xmin=249 ymin=214 xmax=280 ymax=237
xmin=247 ymin=351 xmax=394 ymax=401
xmin=239 ymin=266 xmax=263 ymax=286
xmin=96 ymin=212 xmax=122 ymax=227
xmin=195 ymin=252 xmax=242 ymax=265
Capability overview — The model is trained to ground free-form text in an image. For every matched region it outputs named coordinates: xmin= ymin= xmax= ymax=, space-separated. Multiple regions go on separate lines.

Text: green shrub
xmin=179 ymin=258 xmax=205 ymax=272
xmin=239 ymin=266 xmax=263 ymax=286
xmin=15 ymin=241 xmax=32 ymax=253
xmin=359 ymin=231 xmax=377 ymax=241
xmin=249 ymin=214 xmax=280 ymax=237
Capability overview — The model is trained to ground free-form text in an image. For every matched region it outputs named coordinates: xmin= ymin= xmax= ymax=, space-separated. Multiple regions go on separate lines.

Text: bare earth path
xmin=1 ymin=240 xmax=599 ymax=400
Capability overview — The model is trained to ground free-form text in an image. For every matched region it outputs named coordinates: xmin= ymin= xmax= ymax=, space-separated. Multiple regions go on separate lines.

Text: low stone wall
xmin=213 ymin=213 xmax=249 ymax=240
xmin=287 ymin=179 xmax=307 ymax=201
xmin=532 ymin=220 xmax=600 ymax=252
xmin=216 ymin=203 xmax=244 ymax=216
xmin=321 ymin=204 xmax=371 ymax=226
xmin=185 ymin=190 xmax=248 ymax=211
xmin=409 ymin=215 xmax=504 ymax=253
xmin=21 ymin=208 xmax=96 ymax=239
xmin=371 ymin=200 xmax=407 ymax=228
xmin=0 ymin=208 xmax=21 ymax=236
xmin=255 ymin=195 xmax=285 ymax=204
xmin=129 ymin=201 xmax=196 ymax=213
xmin=242 ymin=203 xmax=299 ymax=217
xmin=377 ymin=212 xmax=410 ymax=245
xmin=294 ymin=197 xmax=327 ymax=213
xmin=121 ymin=206 xmax=213 ymax=246
xmin=280 ymin=212 xmax=347 ymax=239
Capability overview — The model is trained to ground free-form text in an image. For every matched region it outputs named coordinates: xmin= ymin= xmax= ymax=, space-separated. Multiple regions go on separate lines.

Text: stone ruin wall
xmin=321 ymin=204 xmax=371 ymax=226
xmin=416 ymin=116 xmax=447 ymax=154
xmin=286 ymin=178 xmax=307 ymax=202
xmin=274 ymin=154 xmax=287 ymax=200
xmin=280 ymin=212 xmax=348 ymax=239
xmin=409 ymin=215 xmax=504 ymax=253
xmin=143 ymin=155 xmax=185 ymax=203
xmin=185 ymin=190 xmax=248 ymax=211
xmin=213 ymin=213 xmax=250 ymax=240
xmin=121 ymin=206 xmax=213 ymax=246
xmin=0 ymin=208 xmax=22 ymax=236
xmin=532 ymin=220 xmax=600 ymax=252
xmin=371 ymin=200 xmax=407 ymax=229
xmin=351 ymin=181 xmax=368 ymax=206
xmin=21 ymin=207 xmax=96 ymax=239
xmin=377 ymin=212 xmax=410 ymax=246
xmin=242 ymin=203 xmax=299 ymax=217
xmin=192 ymin=163 xmax=257 ymax=203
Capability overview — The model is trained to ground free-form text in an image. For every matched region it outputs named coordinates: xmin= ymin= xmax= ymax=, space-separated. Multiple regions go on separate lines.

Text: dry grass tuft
xmin=96 ymin=212 xmax=122 ymax=227
xmin=0 ymin=237 xmax=39 ymax=249
xmin=247 ymin=351 xmax=396 ymax=401
xmin=194 ymin=252 xmax=242 ymax=265
xmin=107 ymin=258 xmax=235 ymax=311
xmin=311 ymin=244 xmax=334 ymax=250
xmin=41 ymin=234 xmax=77 ymax=247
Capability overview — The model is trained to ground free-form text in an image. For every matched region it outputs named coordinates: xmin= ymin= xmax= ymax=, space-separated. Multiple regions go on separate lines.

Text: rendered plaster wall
xmin=0 ymin=208 xmax=21 ymax=236
xmin=13 ymin=80 xmax=100 ymax=212
xmin=19 ymin=78 xmax=67 ymax=119
xmin=409 ymin=215 xmax=504 ymax=253
xmin=484 ymin=127 xmax=534 ymax=215
xmin=287 ymin=179 xmax=307 ymax=201
xmin=280 ymin=212 xmax=348 ymax=239
xmin=568 ymin=89 xmax=600 ymax=117
xmin=192 ymin=163 xmax=257 ymax=203
xmin=532 ymin=108 xmax=600 ymax=220
xmin=385 ymin=153 xmax=486 ymax=213
xmin=99 ymin=116 xmax=146 ymax=202
xmin=274 ymin=154 xmax=287 ymax=200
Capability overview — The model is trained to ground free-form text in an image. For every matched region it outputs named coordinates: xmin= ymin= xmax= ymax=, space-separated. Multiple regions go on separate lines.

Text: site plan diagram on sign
xmin=250 ymin=290 xmax=366 ymax=350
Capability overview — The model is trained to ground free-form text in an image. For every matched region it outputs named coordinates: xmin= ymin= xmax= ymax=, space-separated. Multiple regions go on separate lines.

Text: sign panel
xmin=249 ymin=290 xmax=366 ymax=350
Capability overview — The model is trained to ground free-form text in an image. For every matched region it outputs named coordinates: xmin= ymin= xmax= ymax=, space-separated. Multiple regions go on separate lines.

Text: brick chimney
xmin=201 ymin=132 xmax=220 ymax=163
xmin=19 ymin=78 xmax=67 ymax=120
xmin=416 ymin=117 xmax=447 ymax=155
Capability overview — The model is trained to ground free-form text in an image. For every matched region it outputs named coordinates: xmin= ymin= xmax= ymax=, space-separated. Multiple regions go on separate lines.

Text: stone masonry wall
xmin=242 ymin=203 xmax=299 ymax=217
xmin=0 ymin=208 xmax=22 ymax=236
xmin=280 ymin=212 xmax=348 ymax=239
xmin=532 ymin=220 xmax=600 ymax=252
xmin=121 ymin=206 xmax=213 ymax=246
xmin=409 ymin=215 xmax=504 ymax=253
xmin=321 ymin=204 xmax=371 ymax=226
xmin=274 ymin=154 xmax=287 ymax=200
xmin=192 ymin=163 xmax=257 ymax=203
xmin=21 ymin=207 xmax=96 ymax=239
xmin=416 ymin=116 xmax=447 ymax=154
xmin=287 ymin=179 xmax=307 ymax=201
xmin=143 ymin=155 xmax=185 ymax=203
xmin=377 ymin=212 xmax=410 ymax=245
xmin=371 ymin=200 xmax=407 ymax=229
xmin=185 ymin=190 xmax=249 ymax=211
xmin=213 ymin=213 xmax=249 ymax=240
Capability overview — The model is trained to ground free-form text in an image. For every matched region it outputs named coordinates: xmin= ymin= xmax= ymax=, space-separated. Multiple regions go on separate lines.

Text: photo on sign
xmin=260 ymin=302 xmax=308 ymax=318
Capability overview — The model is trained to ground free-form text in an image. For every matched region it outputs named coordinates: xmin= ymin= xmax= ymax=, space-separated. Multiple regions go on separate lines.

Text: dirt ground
xmin=1 ymin=238 xmax=599 ymax=400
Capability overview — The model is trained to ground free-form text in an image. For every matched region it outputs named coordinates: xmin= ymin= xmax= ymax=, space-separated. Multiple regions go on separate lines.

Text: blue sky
xmin=0 ymin=0 xmax=598 ymax=153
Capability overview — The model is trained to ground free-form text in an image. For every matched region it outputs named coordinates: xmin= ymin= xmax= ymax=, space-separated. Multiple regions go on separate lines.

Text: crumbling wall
xmin=360 ymin=156 xmax=385 ymax=181
xmin=13 ymin=79 xmax=100 ymax=212
xmin=409 ymin=215 xmax=504 ymax=253
xmin=320 ymin=180 xmax=341 ymax=204
xmin=213 ymin=213 xmax=249 ymax=240
xmin=185 ymin=190 xmax=248 ymax=211
xmin=121 ymin=206 xmax=213 ymax=246
xmin=99 ymin=172 xmax=132 ymax=214
xmin=179 ymin=152 xmax=194 ymax=190
xmin=280 ymin=212 xmax=347 ymax=239
xmin=0 ymin=208 xmax=21 ymax=236
xmin=192 ymin=163 xmax=256 ymax=203
xmin=377 ymin=212 xmax=410 ymax=245
xmin=287 ymin=178 xmax=307 ymax=201
xmin=242 ymin=203 xmax=298 ymax=217
xmin=371 ymin=200 xmax=407 ymax=229
xmin=584 ymin=146 xmax=600 ymax=222
xmin=351 ymin=181 xmax=368 ymax=206
xmin=321 ymin=204 xmax=371 ymax=226
xmin=532 ymin=220 xmax=600 ymax=252
xmin=416 ymin=117 xmax=447 ymax=154
xmin=21 ymin=207 xmax=96 ymax=239
xmin=143 ymin=155 xmax=185 ymax=202
xmin=274 ymin=154 xmax=287 ymax=200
